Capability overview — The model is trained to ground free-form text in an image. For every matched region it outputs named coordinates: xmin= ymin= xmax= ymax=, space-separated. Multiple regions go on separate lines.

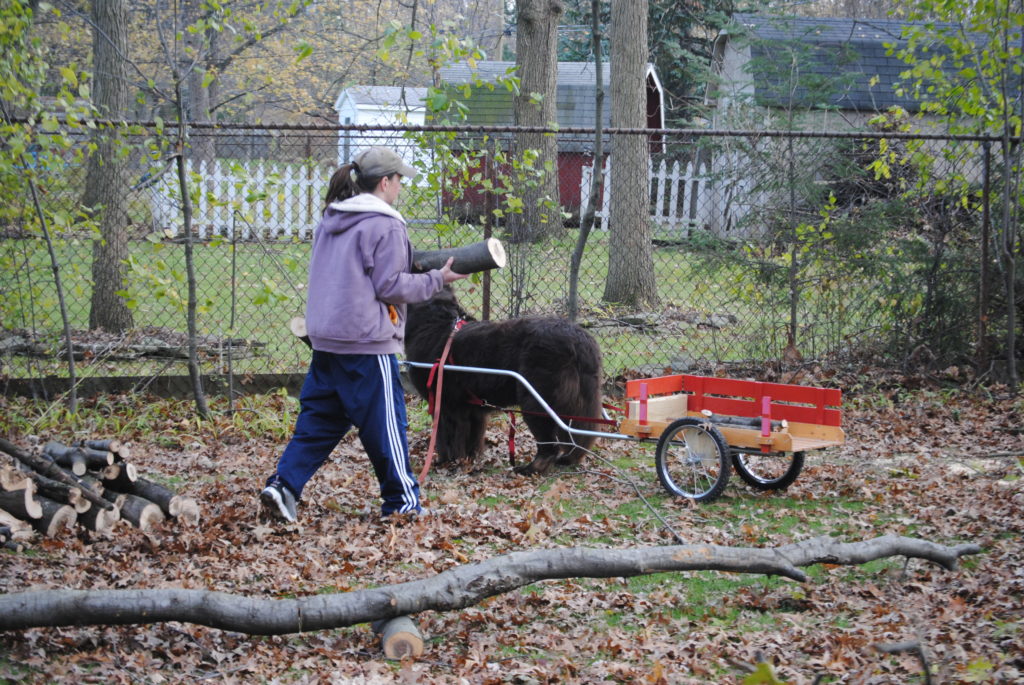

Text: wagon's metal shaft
xmin=401 ymin=361 xmax=639 ymax=444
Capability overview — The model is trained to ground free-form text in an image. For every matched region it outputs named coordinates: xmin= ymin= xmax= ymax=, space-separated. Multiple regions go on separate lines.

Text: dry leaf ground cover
xmin=1 ymin=377 xmax=1022 ymax=684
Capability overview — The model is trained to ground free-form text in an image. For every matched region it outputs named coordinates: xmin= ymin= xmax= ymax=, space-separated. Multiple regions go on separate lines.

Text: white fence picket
xmin=581 ymin=157 xmax=709 ymax=237
xmin=150 ymin=158 xmax=324 ymax=241
xmin=150 ymin=156 xmax=747 ymax=242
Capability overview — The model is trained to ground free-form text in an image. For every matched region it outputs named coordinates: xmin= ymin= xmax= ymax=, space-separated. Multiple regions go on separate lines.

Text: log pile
xmin=0 ymin=437 xmax=199 ymax=543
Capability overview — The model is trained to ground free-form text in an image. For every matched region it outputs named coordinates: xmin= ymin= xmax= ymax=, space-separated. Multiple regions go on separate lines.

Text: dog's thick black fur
xmin=405 ymin=289 xmax=603 ymax=475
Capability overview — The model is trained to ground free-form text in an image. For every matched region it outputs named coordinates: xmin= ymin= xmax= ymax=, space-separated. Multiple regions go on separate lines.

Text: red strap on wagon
xmin=421 ymin=318 xmax=464 ymax=484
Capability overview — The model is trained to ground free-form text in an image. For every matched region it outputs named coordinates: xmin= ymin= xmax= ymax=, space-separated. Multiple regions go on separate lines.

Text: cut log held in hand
xmin=291 ymin=239 xmax=506 ymax=349
xmin=411 ymin=238 xmax=506 ymax=275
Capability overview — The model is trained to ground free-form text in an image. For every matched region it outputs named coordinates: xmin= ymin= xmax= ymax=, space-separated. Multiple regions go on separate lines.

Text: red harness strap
xmin=420 ymin=318 xmax=464 ymax=483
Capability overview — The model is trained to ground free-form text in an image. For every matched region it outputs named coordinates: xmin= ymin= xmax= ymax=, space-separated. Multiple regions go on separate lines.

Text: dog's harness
xmin=420 ymin=317 xmax=619 ymax=479
xmin=420 ymin=317 xmax=464 ymax=483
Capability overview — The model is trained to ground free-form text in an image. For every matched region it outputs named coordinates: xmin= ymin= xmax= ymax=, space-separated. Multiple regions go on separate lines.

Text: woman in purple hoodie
xmin=261 ymin=147 xmax=467 ymax=522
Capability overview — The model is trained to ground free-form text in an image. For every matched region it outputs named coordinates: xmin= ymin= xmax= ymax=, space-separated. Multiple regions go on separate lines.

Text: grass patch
xmin=3 ymin=226 xmax=900 ymax=379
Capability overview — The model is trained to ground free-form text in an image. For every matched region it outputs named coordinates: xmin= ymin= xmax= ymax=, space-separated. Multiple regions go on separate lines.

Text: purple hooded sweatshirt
xmin=305 ymin=194 xmax=443 ymax=355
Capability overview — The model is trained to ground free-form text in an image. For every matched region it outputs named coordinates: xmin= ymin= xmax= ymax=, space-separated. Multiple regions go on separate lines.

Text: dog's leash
xmin=420 ymin=317 xmax=465 ymax=483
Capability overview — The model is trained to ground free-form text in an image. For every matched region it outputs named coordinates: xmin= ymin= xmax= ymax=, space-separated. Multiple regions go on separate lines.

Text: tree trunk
xmin=603 ymin=0 xmax=657 ymax=308
xmin=509 ymin=0 xmax=563 ymax=244
xmin=0 ymin=535 xmax=980 ymax=634
xmin=568 ymin=0 xmax=605 ymax=322
xmin=85 ymin=0 xmax=134 ymax=332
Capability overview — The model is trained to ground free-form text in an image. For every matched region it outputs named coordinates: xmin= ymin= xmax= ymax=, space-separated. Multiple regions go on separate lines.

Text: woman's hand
xmin=440 ymin=257 xmax=470 ymax=284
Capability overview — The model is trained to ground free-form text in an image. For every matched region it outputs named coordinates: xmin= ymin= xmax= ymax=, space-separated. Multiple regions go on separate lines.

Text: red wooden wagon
xmin=403 ymin=362 xmax=845 ymax=503
xmin=619 ymin=374 xmax=844 ymax=502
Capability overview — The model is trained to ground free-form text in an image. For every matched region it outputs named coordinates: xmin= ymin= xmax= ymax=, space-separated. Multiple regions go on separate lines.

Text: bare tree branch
xmin=0 ymin=535 xmax=980 ymax=634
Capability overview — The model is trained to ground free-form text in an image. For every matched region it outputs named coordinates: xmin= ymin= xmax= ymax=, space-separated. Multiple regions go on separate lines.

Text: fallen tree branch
xmin=0 ymin=535 xmax=979 ymax=635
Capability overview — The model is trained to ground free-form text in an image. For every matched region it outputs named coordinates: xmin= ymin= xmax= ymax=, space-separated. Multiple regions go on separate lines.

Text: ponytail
xmin=324 ymin=162 xmax=387 ymax=210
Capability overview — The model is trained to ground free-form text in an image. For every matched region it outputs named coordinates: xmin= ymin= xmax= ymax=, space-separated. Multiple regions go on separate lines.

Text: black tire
xmin=731 ymin=450 xmax=805 ymax=490
xmin=655 ymin=418 xmax=731 ymax=503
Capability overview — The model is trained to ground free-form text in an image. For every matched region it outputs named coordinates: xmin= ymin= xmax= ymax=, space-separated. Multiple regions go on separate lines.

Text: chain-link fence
xmin=1 ymin=122 xmax=1018 ymax=394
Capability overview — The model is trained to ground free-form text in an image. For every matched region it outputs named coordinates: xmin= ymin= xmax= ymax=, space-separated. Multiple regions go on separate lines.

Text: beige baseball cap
xmin=354 ymin=147 xmax=418 ymax=179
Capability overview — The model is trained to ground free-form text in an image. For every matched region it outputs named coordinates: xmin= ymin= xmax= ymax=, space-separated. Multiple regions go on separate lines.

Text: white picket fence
xmin=150 ymin=159 xmax=330 ymax=241
xmin=151 ymin=156 xmax=741 ymax=241
xmin=580 ymin=157 xmax=717 ymax=236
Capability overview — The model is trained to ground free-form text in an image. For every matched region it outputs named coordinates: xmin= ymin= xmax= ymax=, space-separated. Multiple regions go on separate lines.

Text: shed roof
xmin=439 ymin=60 xmax=660 ymax=129
xmin=338 ymin=85 xmax=428 ymax=110
xmin=724 ymin=13 xmax=970 ymax=114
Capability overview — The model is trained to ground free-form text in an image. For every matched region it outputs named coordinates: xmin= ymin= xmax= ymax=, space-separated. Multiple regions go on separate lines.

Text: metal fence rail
xmin=1 ymin=122 xmax=1016 ymax=394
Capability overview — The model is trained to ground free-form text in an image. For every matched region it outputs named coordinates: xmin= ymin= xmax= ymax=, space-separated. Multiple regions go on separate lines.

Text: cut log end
xmin=373 ymin=616 xmax=425 ymax=660
xmin=0 ymin=489 xmax=42 ymax=520
xmin=169 ymin=497 xmax=201 ymax=526
xmin=411 ymin=238 xmax=507 ymax=275
xmin=289 ymin=316 xmax=312 ymax=349
xmin=79 ymin=503 xmax=120 ymax=534
xmin=31 ymin=500 xmax=77 ymax=538
xmin=118 ymin=494 xmax=165 ymax=531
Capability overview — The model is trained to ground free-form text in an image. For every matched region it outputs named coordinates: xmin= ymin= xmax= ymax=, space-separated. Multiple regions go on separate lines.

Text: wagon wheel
xmin=731 ymin=450 xmax=805 ymax=491
xmin=655 ymin=418 xmax=730 ymax=503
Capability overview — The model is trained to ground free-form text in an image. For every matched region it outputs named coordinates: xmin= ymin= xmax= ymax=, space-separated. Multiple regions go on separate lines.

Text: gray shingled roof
xmin=438 ymin=60 xmax=615 ymax=128
xmin=344 ymin=85 xmax=428 ymax=108
xmin=729 ymin=13 xmax=970 ymax=113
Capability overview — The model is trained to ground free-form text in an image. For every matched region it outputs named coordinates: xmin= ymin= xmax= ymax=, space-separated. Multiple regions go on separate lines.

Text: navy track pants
xmin=270 ymin=351 xmax=420 ymax=516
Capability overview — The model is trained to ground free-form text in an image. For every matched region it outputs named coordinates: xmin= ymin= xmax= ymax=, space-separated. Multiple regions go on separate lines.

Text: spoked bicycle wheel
xmin=731 ymin=451 xmax=805 ymax=490
xmin=655 ymin=418 xmax=730 ymax=503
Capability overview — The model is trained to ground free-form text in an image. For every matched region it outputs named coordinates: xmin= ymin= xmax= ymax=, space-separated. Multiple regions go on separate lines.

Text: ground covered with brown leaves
xmin=1 ymin=381 xmax=1022 ymax=684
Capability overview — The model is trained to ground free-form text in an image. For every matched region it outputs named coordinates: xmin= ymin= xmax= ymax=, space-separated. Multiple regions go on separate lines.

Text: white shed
xmin=332 ymin=85 xmax=428 ymax=165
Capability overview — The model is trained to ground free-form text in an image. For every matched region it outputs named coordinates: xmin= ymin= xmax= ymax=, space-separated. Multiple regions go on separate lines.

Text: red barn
xmin=437 ymin=60 xmax=665 ymax=223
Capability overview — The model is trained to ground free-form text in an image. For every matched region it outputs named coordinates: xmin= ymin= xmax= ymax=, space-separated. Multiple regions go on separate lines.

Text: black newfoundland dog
xmin=405 ymin=289 xmax=603 ymax=475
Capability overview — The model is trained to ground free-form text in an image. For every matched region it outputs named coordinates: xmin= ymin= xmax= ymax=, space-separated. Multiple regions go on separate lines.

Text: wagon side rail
xmin=622 ymin=374 xmax=845 ymax=453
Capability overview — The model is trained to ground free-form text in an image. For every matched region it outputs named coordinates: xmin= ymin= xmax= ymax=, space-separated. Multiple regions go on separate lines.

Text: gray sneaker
xmin=260 ymin=483 xmax=297 ymax=522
